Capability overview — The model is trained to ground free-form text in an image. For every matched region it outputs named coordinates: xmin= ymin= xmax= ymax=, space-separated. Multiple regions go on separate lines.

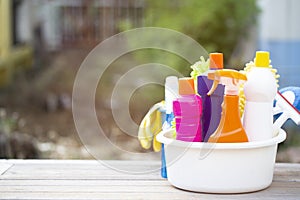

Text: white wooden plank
xmin=0 ymin=161 xmax=162 ymax=180
xmin=0 ymin=181 xmax=299 ymax=194
xmin=0 ymin=185 xmax=178 ymax=193
xmin=0 ymin=179 xmax=169 ymax=186
xmin=0 ymin=175 xmax=161 ymax=180
xmin=0 ymin=160 xmax=163 ymax=179
xmin=0 ymin=167 xmax=161 ymax=180
xmin=273 ymin=163 xmax=300 ymax=182
xmin=0 ymin=182 xmax=299 ymax=200
xmin=0 ymin=160 xmax=161 ymax=166
xmin=0 ymin=160 xmax=298 ymax=170
xmin=2 ymin=161 xmax=299 ymax=178
xmin=0 ymin=192 xmax=236 ymax=200
xmin=5 ymin=164 xmax=161 ymax=174
xmin=2 ymin=164 xmax=300 ymax=182
xmin=0 ymin=163 xmax=13 ymax=175
xmin=0 ymin=160 xmax=300 ymax=200
xmin=276 ymin=163 xmax=300 ymax=169
xmin=1 ymin=161 xmax=300 ymax=182
xmin=4 ymin=166 xmax=160 ymax=175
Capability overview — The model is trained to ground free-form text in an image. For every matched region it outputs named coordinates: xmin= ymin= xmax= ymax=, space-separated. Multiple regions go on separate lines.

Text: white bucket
xmin=156 ymin=129 xmax=286 ymax=193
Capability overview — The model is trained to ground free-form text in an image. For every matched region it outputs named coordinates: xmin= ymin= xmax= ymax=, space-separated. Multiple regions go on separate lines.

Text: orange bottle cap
xmin=178 ymin=78 xmax=195 ymax=95
xmin=209 ymin=53 xmax=224 ymax=69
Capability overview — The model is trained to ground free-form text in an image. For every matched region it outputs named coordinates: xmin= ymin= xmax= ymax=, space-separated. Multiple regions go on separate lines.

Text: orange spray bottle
xmin=207 ymin=69 xmax=248 ymax=143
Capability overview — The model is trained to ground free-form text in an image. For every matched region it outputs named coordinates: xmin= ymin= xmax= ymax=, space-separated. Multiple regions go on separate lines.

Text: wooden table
xmin=0 ymin=160 xmax=299 ymax=199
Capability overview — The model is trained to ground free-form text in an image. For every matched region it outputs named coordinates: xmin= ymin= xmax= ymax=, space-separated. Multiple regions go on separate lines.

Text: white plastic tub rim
xmin=157 ymin=129 xmax=286 ymax=148
xmin=156 ymin=129 xmax=286 ymax=166
xmin=156 ymin=129 xmax=287 ymax=193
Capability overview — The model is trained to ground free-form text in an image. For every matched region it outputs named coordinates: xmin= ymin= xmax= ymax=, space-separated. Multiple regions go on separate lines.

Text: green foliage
xmin=120 ymin=0 xmax=259 ymax=74
xmin=144 ymin=0 xmax=259 ymax=65
xmin=0 ymin=109 xmax=18 ymax=134
xmin=130 ymin=49 xmax=191 ymax=76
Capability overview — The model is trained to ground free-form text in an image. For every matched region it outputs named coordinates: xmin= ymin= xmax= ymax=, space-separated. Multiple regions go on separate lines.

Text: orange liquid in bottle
xmin=208 ymin=95 xmax=248 ymax=143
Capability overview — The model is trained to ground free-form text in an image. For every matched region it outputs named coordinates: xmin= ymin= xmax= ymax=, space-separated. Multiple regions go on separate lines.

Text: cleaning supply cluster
xmin=138 ymin=50 xmax=300 ymax=147
xmin=167 ymin=51 xmax=299 ymax=143
xmin=142 ymin=51 xmax=299 ymax=145
xmin=138 ymin=50 xmax=300 ymax=192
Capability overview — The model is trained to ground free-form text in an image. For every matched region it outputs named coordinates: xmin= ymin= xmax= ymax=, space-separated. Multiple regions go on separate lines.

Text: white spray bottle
xmin=243 ymin=51 xmax=277 ymax=141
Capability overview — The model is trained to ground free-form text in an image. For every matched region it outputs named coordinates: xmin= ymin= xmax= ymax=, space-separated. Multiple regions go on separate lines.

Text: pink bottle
xmin=173 ymin=78 xmax=202 ymax=142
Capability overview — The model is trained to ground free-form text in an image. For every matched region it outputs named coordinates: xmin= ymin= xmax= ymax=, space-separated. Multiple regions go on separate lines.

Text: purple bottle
xmin=173 ymin=77 xmax=202 ymax=142
xmin=197 ymin=53 xmax=224 ymax=142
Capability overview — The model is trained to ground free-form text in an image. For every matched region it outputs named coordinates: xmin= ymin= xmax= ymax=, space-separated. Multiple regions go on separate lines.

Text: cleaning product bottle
xmin=243 ymin=51 xmax=277 ymax=141
xmin=173 ymin=78 xmax=202 ymax=142
xmin=207 ymin=69 xmax=248 ymax=143
xmin=164 ymin=76 xmax=178 ymax=130
xmin=161 ymin=76 xmax=178 ymax=178
xmin=197 ymin=53 xmax=225 ymax=142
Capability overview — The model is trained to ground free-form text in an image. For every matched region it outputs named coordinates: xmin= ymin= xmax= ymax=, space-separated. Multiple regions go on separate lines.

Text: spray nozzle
xmin=207 ymin=69 xmax=247 ymax=96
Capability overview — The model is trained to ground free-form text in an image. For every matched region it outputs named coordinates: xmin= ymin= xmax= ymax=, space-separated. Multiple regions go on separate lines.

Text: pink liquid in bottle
xmin=173 ymin=78 xmax=202 ymax=142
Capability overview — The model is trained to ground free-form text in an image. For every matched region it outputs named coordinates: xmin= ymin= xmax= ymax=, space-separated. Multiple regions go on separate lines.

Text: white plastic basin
xmin=156 ymin=129 xmax=286 ymax=193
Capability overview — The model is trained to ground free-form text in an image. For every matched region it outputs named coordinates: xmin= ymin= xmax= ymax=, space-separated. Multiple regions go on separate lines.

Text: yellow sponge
xmin=138 ymin=101 xmax=164 ymax=152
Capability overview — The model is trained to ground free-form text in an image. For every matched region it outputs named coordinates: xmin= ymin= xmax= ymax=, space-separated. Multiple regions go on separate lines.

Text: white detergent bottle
xmin=243 ymin=51 xmax=277 ymax=141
